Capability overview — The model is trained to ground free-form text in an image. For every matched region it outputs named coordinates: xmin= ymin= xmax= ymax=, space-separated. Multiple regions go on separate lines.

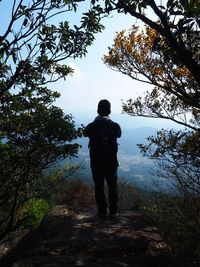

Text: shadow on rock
xmin=0 ymin=206 xmax=174 ymax=267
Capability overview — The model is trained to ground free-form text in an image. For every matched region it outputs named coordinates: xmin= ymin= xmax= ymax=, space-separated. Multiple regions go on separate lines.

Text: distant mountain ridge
xmin=71 ymin=110 xmax=182 ymax=131
xmin=78 ymin=126 xmax=157 ymax=155
xmin=54 ymin=124 xmax=172 ymax=191
xmin=73 ymin=126 xmax=168 ymax=190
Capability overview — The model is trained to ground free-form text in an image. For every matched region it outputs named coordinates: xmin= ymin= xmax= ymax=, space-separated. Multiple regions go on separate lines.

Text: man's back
xmin=85 ymin=117 xmax=121 ymax=152
xmin=84 ymin=116 xmax=121 ymax=168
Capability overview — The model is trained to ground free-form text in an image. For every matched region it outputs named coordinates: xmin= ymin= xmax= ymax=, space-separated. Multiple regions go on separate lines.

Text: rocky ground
xmin=0 ymin=206 xmax=174 ymax=267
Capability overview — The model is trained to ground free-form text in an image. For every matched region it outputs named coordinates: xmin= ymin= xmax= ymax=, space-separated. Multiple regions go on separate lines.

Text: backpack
xmin=89 ymin=120 xmax=117 ymax=152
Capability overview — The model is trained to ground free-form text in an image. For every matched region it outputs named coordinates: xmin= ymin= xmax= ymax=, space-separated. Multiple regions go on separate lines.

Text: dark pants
xmin=91 ymin=164 xmax=118 ymax=215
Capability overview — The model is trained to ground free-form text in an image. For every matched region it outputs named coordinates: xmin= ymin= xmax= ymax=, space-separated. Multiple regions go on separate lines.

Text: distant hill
xmin=59 ymin=126 xmax=173 ymax=190
xmin=70 ymin=110 xmax=182 ymax=131
xmin=78 ymin=126 xmax=157 ymax=155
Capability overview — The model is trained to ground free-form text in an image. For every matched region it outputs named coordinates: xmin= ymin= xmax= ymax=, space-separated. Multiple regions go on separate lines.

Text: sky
xmin=52 ymin=10 xmax=146 ymax=116
xmin=50 ymin=3 xmax=182 ymax=130
xmin=1 ymin=1 xmax=183 ymax=130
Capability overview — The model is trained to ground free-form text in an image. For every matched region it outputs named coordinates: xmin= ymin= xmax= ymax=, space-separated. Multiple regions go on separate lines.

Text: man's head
xmin=97 ymin=99 xmax=111 ymax=116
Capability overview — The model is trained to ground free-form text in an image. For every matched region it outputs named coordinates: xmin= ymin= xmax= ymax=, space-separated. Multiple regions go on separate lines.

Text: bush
xmin=19 ymin=199 xmax=49 ymax=229
xmin=148 ymin=194 xmax=200 ymax=265
xmin=117 ymin=179 xmax=139 ymax=210
xmin=54 ymin=179 xmax=96 ymax=208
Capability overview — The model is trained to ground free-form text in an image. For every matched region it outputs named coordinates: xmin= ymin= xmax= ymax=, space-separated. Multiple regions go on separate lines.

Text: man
xmin=84 ymin=99 xmax=122 ymax=218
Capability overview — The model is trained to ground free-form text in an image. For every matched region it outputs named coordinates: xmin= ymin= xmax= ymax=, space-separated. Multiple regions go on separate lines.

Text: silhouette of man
xmin=84 ymin=99 xmax=122 ymax=218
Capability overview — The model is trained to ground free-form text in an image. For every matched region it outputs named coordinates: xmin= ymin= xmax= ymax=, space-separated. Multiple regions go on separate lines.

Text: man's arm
xmin=114 ymin=123 xmax=122 ymax=138
xmin=83 ymin=123 xmax=92 ymax=138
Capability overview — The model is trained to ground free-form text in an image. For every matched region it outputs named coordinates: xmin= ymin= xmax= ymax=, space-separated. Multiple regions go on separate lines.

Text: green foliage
xmin=148 ymin=194 xmax=200 ymax=265
xmin=0 ymin=0 xmax=104 ymax=240
xmin=138 ymin=129 xmax=200 ymax=196
xmin=132 ymin=198 xmax=148 ymax=211
xmin=19 ymin=199 xmax=49 ymax=229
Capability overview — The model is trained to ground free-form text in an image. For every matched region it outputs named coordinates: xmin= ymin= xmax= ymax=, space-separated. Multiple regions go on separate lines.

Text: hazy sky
xmin=1 ymin=1 xmax=182 ymax=130
xmin=51 ymin=4 xmax=182 ymax=130
xmin=53 ymin=10 xmax=146 ymax=115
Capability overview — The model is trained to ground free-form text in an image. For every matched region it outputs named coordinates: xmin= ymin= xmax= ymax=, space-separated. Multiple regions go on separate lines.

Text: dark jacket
xmin=84 ymin=116 xmax=121 ymax=168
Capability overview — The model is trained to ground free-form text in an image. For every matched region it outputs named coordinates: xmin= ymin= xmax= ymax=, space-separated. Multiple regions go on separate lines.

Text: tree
xmin=92 ymin=0 xmax=200 ymax=105
xmin=103 ymin=11 xmax=200 ymax=194
xmin=97 ymin=0 xmax=200 ymax=204
xmin=101 ymin=1 xmax=200 ymax=263
xmin=103 ymin=25 xmax=200 ymax=130
xmin=0 ymin=0 xmax=103 ymax=240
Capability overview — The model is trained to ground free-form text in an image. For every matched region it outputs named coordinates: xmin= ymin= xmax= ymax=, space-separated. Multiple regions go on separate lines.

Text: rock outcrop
xmin=0 ymin=206 xmax=172 ymax=266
